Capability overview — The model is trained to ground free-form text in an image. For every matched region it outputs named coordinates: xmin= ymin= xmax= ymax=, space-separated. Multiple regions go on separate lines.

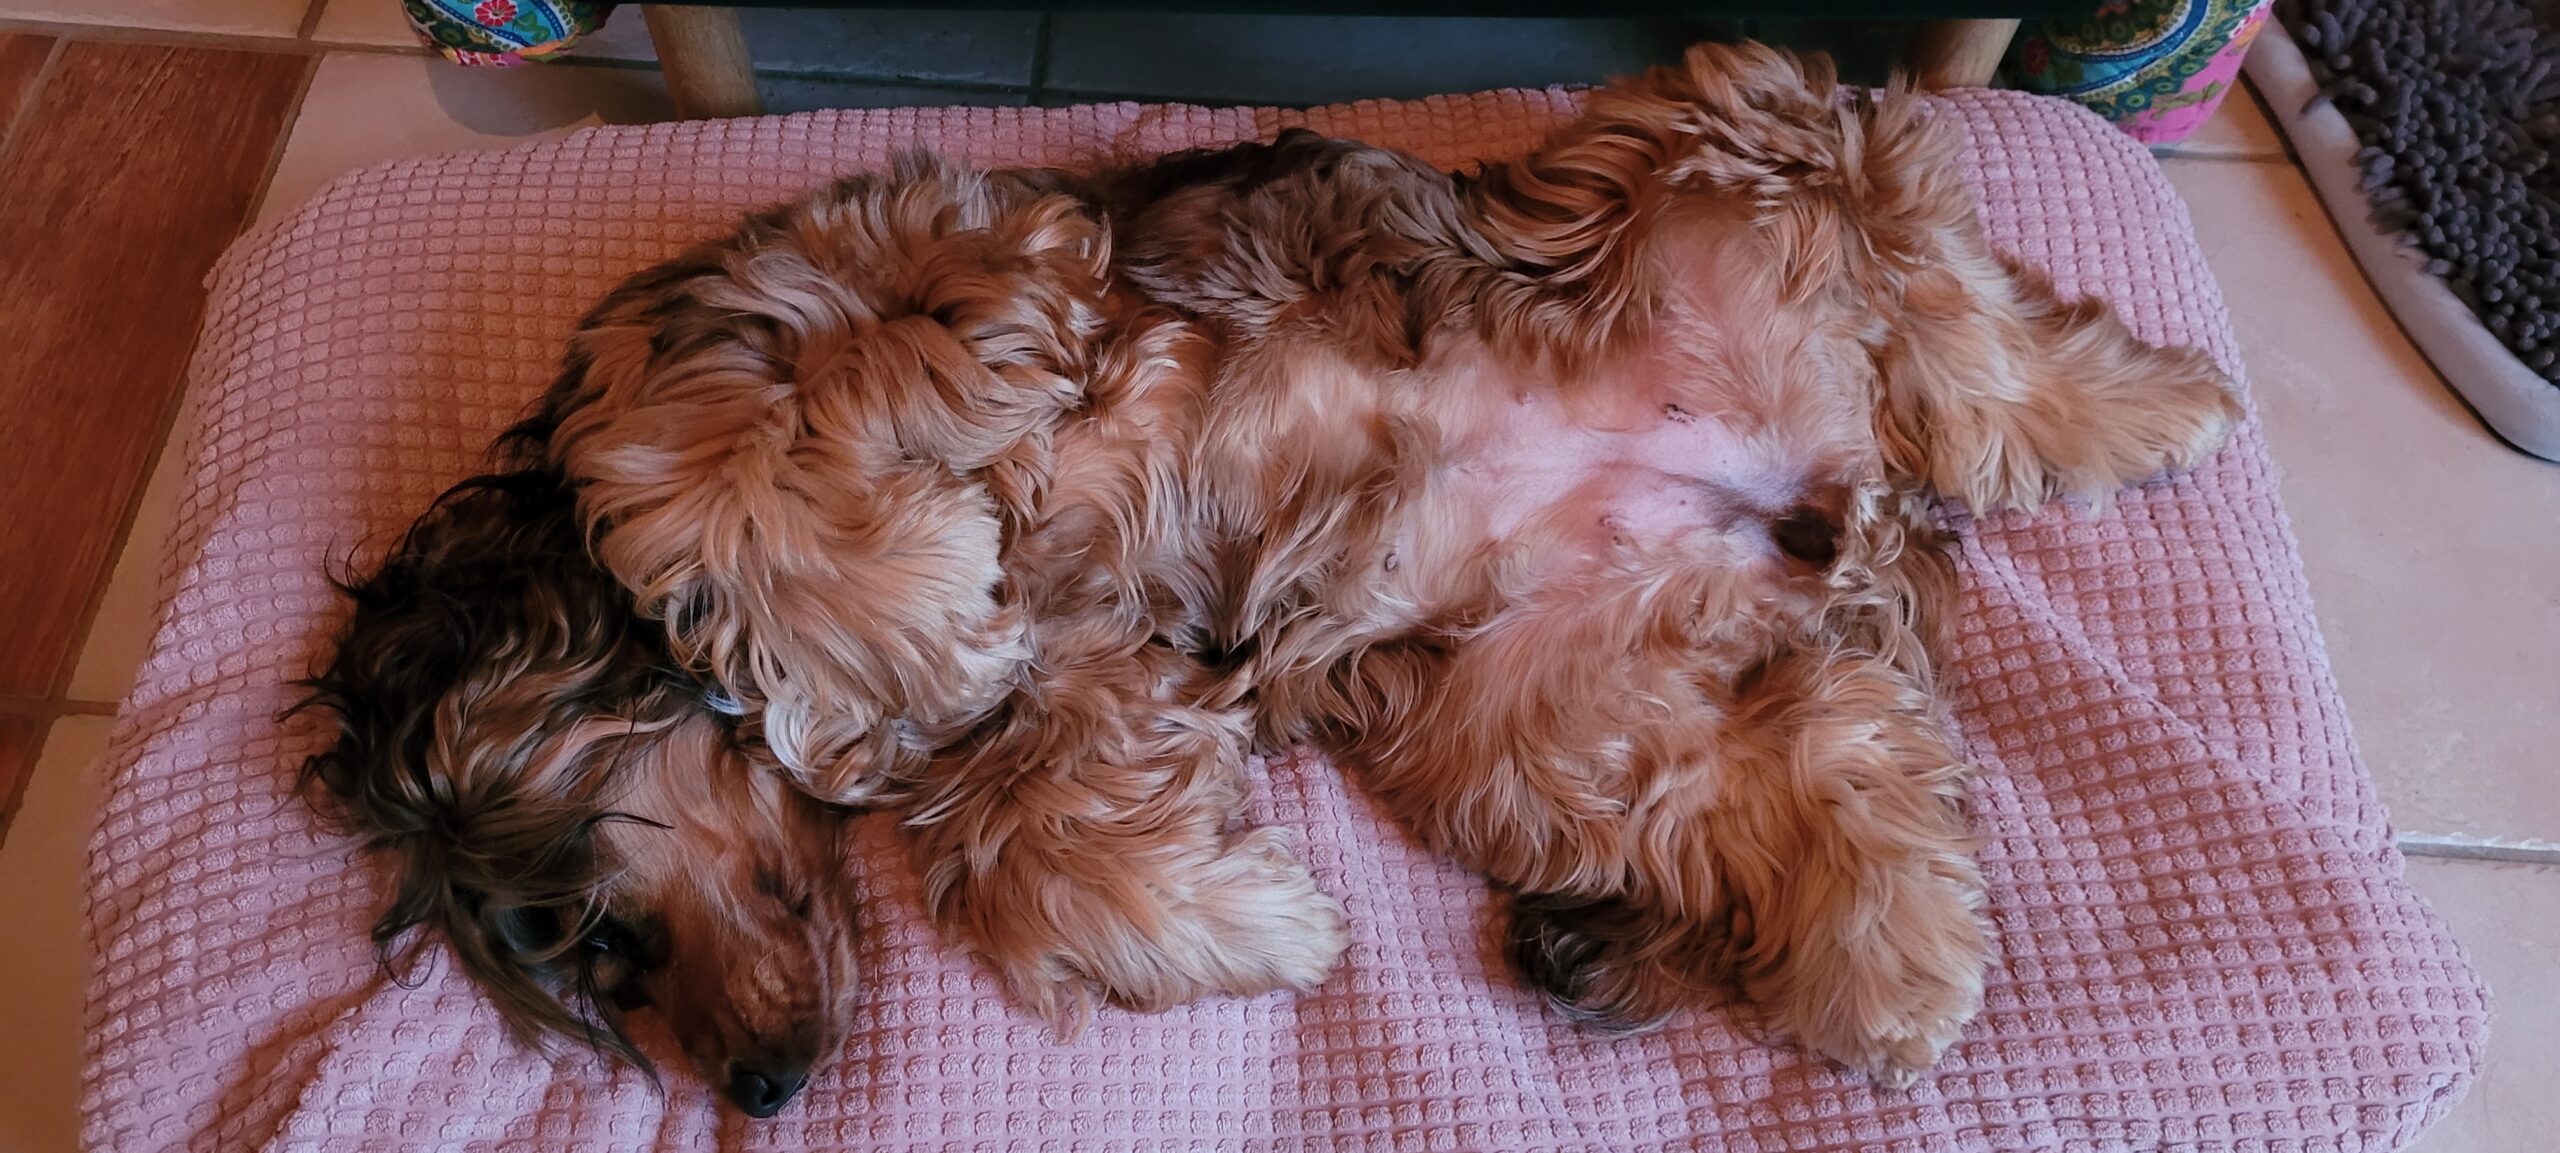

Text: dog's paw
xmin=1778 ymin=870 xmax=1991 ymax=1090
xmin=1179 ymin=827 xmax=1351 ymax=997
xmin=2051 ymin=358 xmax=2246 ymax=507
xmin=1508 ymin=891 xmax=1721 ymax=1031
xmin=1244 ymin=834 xmax=1355 ymax=991
xmin=1085 ymin=827 xmax=1349 ymax=1014
xmin=1789 ymin=962 xmax=1983 ymax=1091
xmin=2146 ymin=366 xmax=2245 ymax=478
xmin=1831 ymin=996 xmax=1974 ymax=1092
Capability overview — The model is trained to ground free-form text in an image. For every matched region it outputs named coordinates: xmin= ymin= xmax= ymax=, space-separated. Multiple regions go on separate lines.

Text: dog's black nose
xmin=725 ymin=1064 xmax=809 ymax=1118
xmin=1771 ymin=506 xmax=1840 ymax=569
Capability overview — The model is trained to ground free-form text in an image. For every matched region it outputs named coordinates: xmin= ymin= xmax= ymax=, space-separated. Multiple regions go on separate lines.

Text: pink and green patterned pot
xmin=2009 ymin=0 xmax=2275 ymax=144
xmin=405 ymin=0 xmax=610 ymax=66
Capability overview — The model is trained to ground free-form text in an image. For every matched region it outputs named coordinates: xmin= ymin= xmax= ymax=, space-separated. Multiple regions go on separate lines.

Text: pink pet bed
xmin=83 ymin=88 xmax=2486 ymax=1151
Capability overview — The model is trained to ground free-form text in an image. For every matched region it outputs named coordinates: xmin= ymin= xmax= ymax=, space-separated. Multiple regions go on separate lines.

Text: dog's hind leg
xmin=1842 ymin=108 xmax=2243 ymax=514
xmin=1327 ymin=624 xmax=1759 ymax=1042
xmin=1306 ymin=574 xmax=1754 ymax=1033
xmin=903 ymin=636 xmax=1348 ymax=1024
xmin=1694 ymin=648 xmax=1990 ymax=1087
xmin=1325 ymin=575 xmax=1988 ymax=1085
xmin=1868 ymin=249 xmax=2243 ymax=514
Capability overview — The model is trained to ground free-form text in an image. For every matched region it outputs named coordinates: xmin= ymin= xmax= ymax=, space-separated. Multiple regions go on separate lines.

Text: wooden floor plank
xmin=0 ymin=716 xmax=46 ymax=849
xmin=0 ymin=34 xmax=52 ymax=148
xmin=0 ymin=42 xmax=305 ymax=697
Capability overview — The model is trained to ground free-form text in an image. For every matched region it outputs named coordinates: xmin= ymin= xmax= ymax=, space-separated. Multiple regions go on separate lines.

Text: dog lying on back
xmin=302 ymin=43 xmax=2237 ymax=1115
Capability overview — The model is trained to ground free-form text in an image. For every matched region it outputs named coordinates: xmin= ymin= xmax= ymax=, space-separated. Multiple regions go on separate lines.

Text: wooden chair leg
xmin=1904 ymin=18 xmax=2019 ymax=90
xmin=642 ymin=5 xmax=763 ymax=119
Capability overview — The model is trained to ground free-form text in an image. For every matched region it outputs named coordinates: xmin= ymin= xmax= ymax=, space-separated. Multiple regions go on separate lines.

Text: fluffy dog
xmin=305 ymin=41 xmax=2238 ymax=1113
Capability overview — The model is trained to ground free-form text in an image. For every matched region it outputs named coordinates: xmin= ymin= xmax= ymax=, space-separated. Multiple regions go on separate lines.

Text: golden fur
xmin=307 ymin=42 xmax=2241 ymax=1115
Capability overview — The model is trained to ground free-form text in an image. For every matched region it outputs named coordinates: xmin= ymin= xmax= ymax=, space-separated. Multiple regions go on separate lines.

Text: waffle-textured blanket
xmin=82 ymin=87 xmax=2486 ymax=1152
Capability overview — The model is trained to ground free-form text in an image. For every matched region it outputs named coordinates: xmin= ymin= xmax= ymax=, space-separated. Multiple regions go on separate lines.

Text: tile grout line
xmin=0 ymin=718 xmax=48 ymax=844
xmin=293 ymin=0 xmax=330 ymax=40
xmin=301 ymin=38 xmax=429 ymax=55
xmin=2236 ymin=80 xmax=2297 ymax=163
xmin=0 ymin=33 xmax=63 ymax=165
xmin=2397 ymin=836 xmax=2560 ymax=866
xmin=0 ymin=697 xmax=103 ymax=843
xmin=242 ymin=51 xmax=322 ymax=228
xmin=2154 ymin=150 xmax=2295 ymax=166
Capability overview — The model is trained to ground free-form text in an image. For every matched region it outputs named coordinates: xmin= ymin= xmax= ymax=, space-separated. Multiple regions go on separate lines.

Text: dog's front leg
xmin=901 ymin=637 xmax=1348 ymax=1025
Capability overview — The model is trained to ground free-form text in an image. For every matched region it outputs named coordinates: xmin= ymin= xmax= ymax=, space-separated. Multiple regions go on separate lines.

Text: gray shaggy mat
xmin=2277 ymin=0 xmax=2560 ymax=457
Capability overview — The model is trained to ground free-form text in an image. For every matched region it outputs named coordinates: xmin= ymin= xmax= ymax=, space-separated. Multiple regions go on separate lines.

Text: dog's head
xmin=298 ymin=468 xmax=858 ymax=1118
xmin=583 ymin=711 xmax=859 ymax=1116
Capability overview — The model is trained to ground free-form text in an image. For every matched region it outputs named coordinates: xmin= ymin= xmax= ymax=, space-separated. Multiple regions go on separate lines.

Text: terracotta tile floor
xmin=0 ymin=8 xmax=2549 ymax=1151
xmin=0 ymin=31 xmax=306 ymax=851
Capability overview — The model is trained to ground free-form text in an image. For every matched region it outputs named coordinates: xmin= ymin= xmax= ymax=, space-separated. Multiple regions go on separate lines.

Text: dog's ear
xmin=296 ymin=470 xmax=678 ymax=1067
xmin=1838 ymin=93 xmax=2242 ymax=511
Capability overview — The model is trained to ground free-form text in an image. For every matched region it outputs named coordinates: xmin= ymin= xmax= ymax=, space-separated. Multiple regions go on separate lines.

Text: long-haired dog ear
xmin=1837 ymin=88 xmax=2242 ymax=511
xmin=540 ymin=157 xmax=1111 ymax=802
xmin=295 ymin=468 xmax=684 ymax=1068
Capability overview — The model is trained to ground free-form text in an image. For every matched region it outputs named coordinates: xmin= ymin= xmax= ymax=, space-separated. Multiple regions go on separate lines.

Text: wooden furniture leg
xmin=1904 ymin=18 xmax=2019 ymax=90
xmin=642 ymin=6 xmax=762 ymax=119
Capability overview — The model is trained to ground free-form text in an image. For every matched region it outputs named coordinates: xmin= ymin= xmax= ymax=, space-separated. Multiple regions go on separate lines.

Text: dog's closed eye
xmin=586 ymin=913 xmax=656 ymax=962
xmin=754 ymin=866 xmax=815 ymax=920
xmin=492 ymin=905 xmax=564 ymax=958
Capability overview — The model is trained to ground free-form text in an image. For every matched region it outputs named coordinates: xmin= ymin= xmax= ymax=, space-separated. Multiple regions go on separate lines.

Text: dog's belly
xmin=1440 ymin=387 xmax=1798 ymax=571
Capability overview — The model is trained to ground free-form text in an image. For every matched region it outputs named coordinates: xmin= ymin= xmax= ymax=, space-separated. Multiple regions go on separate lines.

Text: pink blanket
xmin=83 ymin=88 xmax=2486 ymax=1151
